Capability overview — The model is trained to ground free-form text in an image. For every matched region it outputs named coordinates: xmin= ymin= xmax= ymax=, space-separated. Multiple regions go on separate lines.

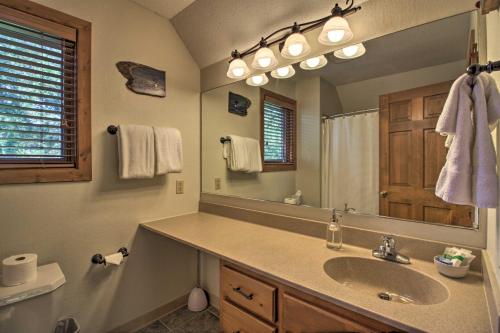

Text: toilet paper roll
xmin=104 ymin=252 xmax=123 ymax=266
xmin=2 ymin=253 xmax=37 ymax=287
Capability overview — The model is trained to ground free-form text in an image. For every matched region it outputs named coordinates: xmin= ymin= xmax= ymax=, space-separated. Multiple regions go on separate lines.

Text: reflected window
xmin=260 ymin=88 xmax=296 ymax=172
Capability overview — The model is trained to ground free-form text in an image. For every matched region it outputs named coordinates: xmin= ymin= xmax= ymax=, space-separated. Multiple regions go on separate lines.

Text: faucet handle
xmin=381 ymin=235 xmax=395 ymax=249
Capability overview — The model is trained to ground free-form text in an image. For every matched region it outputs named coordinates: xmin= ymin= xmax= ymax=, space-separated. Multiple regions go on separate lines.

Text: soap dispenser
xmin=326 ymin=209 xmax=342 ymax=250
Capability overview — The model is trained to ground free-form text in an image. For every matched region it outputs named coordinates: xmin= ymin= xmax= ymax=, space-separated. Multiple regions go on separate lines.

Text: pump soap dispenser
xmin=326 ymin=209 xmax=342 ymax=250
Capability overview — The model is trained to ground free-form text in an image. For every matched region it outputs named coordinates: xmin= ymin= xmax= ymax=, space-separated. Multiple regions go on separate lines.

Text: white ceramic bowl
xmin=434 ymin=256 xmax=469 ymax=278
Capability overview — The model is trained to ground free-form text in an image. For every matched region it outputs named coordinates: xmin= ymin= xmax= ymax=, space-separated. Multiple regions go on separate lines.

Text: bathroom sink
xmin=323 ymin=257 xmax=449 ymax=305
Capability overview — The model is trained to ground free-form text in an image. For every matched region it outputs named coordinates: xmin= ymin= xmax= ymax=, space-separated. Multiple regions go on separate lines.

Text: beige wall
xmin=295 ymin=77 xmax=321 ymax=207
xmin=336 ymin=60 xmax=466 ymax=113
xmin=320 ymin=79 xmax=343 ymax=116
xmin=0 ymin=1 xmax=200 ymax=332
xmin=202 ymin=79 xmax=297 ymax=202
xmin=486 ymin=9 xmax=500 ymax=284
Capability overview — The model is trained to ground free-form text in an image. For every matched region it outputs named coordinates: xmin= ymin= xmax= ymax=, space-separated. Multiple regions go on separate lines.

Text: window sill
xmin=262 ymin=163 xmax=296 ymax=172
xmin=0 ymin=166 xmax=91 ymax=184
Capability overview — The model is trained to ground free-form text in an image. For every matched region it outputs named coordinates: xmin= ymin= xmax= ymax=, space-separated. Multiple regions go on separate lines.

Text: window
xmin=0 ymin=2 xmax=91 ymax=184
xmin=260 ymin=88 xmax=296 ymax=172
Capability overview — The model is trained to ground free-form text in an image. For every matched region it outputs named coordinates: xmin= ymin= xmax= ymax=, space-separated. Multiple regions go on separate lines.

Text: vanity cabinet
xmin=220 ymin=261 xmax=402 ymax=333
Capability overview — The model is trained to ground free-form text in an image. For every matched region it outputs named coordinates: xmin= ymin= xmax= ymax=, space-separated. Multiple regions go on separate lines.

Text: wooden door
xmin=379 ymin=81 xmax=474 ymax=227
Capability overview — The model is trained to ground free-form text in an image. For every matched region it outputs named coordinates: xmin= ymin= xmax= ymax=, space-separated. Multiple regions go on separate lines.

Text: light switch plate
xmin=176 ymin=180 xmax=184 ymax=194
xmin=214 ymin=178 xmax=221 ymax=190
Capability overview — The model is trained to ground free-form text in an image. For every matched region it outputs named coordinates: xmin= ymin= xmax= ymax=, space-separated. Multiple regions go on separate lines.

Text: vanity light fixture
xmin=333 ymin=43 xmax=366 ymax=59
xmin=300 ymin=55 xmax=328 ymax=70
xmin=252 ymin=38 xmax=278 ymax=70
xmin=227 ymin=50 xmax=250 ymax=79
xmin=246 ymin=73 xmax=269 ymax=86
xmin=271 ymin=65 xmax=296 ymax=79
xmin=226 ymin=0 xmax=361 ymax=79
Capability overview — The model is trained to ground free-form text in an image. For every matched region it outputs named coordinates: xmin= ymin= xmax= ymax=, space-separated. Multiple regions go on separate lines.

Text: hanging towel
xmin=153 ymin=127 xmax=183 ymax=175
xmin=245 ymin=137 xmax=263 ymax=173
xmin=435 ymin=73 xmax=500 ymax=208
xmin=117 ymin=125 xmax=155 ymax=179
xmin=223 ymin=135 xmax=262 ymax=173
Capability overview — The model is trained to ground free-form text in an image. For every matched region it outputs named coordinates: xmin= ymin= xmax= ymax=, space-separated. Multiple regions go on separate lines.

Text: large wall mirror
xmin=202 ymin=11 xmax=483 ymax=229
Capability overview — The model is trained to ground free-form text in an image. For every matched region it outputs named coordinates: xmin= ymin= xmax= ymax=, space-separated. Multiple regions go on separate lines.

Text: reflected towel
xmin=223 ymin=135 xmax=262 ymax=173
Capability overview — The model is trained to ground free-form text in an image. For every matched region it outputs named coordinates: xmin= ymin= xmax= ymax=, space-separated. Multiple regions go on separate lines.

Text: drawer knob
xmin=232 ymin=287 xmax=254 ymax=300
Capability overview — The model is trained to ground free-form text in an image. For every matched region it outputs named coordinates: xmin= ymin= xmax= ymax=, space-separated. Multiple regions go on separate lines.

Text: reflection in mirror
xmin=202 ymin=12 xmax=481 ymax=228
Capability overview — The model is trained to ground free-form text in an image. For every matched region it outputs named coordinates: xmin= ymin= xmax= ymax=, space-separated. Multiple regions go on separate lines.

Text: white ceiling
xmin=169 ymin=0 xmax=368 ymax=68
xmin=131 ymin=0 xmax=196 ymax=19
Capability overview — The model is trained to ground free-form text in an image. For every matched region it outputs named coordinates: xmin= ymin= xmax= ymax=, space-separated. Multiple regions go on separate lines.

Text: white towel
xmin=223 ymin=135 xmax=262 ymax=173
xmin=153 ymin=127 xmax=183 ymax=175
xmin=117 ymin=125 xmax=155 ymax=179
xmin=435 ymin=73 xmax=500 ymax=208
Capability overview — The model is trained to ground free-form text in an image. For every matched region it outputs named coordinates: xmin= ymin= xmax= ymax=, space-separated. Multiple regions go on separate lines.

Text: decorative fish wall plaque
xmin=228 ymin=92 xmax=251 ymax=116
xmin=116 ymin=61 xmax=166 ymax=97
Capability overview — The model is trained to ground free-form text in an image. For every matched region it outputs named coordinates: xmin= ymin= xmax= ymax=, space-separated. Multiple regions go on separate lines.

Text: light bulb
xmin=287 ymin=42 xmax=304 ymax=57
xmin=231 ymin=67 xmax=245 ymax=77
xmin=257 ymin=57 xmax=272 ymax=68
xmin=246 ymin=74 xmax=268 ymax=86
xmin=327 ymin=30 xmax=345 ymax=43
xmin=306 ymin=57 xmax=321 ymax=68
xmin=276 ymin=66 xmax=290 ymax=77
xmin=333 ymin=43 xmax=366 ymax=59
xmin=251 ymin=75 xmax=264 ymax=85
xmin=342 ymin=45 xmax=359 ymax=57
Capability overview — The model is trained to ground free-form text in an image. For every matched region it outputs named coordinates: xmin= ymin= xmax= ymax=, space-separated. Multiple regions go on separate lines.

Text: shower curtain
xmin=321 ymin=112 xmax=379 ymax=214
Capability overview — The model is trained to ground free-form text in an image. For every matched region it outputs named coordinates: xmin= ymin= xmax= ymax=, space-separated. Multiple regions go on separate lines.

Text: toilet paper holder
xmin=91 ymin=247 xmax=129 ymax=265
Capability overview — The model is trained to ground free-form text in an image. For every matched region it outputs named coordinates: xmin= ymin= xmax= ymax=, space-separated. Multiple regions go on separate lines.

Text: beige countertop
xmin=141 ymin=212 xmax=491 ymax=333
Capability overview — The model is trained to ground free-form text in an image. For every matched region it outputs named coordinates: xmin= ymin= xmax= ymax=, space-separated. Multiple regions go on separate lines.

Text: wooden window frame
xmin=0 ymin=0 xmax=91 ymax=184
xmin=260 ymin=88 xmax=297 ymax=172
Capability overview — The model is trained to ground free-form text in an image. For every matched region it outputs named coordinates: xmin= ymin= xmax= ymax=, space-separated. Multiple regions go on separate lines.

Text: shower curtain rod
xmin=321 ymin=107 xmax=379 ymax=120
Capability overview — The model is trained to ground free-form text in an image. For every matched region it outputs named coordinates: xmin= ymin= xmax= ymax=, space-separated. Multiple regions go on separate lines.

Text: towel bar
xmin=107 ymin=125 xmax=118 ymax=135
xmin=220 ymin=137 xmax=231 ymax=144
xmin=467 ymin=60 xmax=500 ymax=76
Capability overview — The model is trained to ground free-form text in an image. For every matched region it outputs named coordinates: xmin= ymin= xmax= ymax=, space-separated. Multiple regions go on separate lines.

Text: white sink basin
xmin=323 ymin=257 xmax=449 ymax=305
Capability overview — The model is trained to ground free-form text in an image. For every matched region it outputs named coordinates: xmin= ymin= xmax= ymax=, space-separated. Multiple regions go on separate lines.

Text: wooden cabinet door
xmin=379 ymin=81 xmax=474 ymax=227
xmin=281 ymin=293 xmax=376 ymax=333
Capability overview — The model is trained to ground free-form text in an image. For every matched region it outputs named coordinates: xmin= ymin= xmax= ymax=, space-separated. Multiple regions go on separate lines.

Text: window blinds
xmin=263 ymin=100 xmax=295 ymax=163
xmin=0 ymin=19 xmax=76 ymax=165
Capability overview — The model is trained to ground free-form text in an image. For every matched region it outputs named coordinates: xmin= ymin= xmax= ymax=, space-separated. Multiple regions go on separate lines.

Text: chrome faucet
xmin=372 ymin=235 xmax=410 ymax=264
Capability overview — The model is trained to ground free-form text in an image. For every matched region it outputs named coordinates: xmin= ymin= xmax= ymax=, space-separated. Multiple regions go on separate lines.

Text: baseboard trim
xmin=108 ymin=293 xmax=189 ymax=333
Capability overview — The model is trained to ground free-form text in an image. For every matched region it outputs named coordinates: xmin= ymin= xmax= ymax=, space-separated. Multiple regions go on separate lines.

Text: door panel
xmin=423 ymin=129 xmax=447 ymax=189
xmin=379 ymin=81 xmax=474 ymax=227
xmin=389 ymin=131 xmax=412 ymax=186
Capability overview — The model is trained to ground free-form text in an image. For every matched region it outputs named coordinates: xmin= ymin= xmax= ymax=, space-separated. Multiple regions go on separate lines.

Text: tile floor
xmin=135 ymin=306 xmax=221 ymax=333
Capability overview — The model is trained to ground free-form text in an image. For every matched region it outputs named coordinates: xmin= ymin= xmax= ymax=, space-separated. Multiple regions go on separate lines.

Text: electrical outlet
xmin=214 ymin=178 xmax=221 ymax=190
xmin=176 ymin=180 xmax=184 ymax=194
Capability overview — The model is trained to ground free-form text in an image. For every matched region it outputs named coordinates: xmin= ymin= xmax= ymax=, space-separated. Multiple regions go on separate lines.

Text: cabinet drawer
xmin=221 ymin=300 xmax=276 ymax=333
xmin=282 ymin=293 xmax=377 ymax=333
xmin=221 ymin=265 xmax=277 ymax=323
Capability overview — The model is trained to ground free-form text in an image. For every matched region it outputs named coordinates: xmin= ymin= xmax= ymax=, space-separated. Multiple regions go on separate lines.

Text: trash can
xmin=54 ymin=317 xmax=80 ymax=333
